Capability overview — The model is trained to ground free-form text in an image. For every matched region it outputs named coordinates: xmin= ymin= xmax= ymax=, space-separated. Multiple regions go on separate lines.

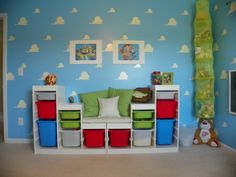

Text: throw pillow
xmin=98 ymin=96 xmax=120 ymax=118
xmin=108 ymin=87 xmax=133 ymax=117
xmin=80 ymin=90 xmax=109 ymax=117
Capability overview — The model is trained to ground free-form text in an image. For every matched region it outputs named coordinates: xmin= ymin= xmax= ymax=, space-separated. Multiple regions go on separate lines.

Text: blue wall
xmin=213 ymin=0 xmax=236 ymax=149
xmin=0 ymin=0 xmax=200 ymax=142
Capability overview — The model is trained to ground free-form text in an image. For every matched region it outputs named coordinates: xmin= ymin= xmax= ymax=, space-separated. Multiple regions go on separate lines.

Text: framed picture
xmin=162 ymin=72 xmax=173 ymax=85
xmin=69 ymin=40 xmax=102 ymax=64
xmin=113 ymin=40 xmax=145 ymax=64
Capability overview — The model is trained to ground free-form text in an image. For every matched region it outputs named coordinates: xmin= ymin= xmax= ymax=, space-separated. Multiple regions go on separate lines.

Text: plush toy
xmin=44 ymin=74 xmax=57 ymax=86
xmin=193 ymin=118 xmax=220 ymax=147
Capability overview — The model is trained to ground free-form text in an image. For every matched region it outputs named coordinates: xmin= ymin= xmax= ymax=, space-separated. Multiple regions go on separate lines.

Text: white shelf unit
xmin=152 ymin=85 xmax=180 ymax=152
xmin=32 ymin=85 xmax=65 ymax=154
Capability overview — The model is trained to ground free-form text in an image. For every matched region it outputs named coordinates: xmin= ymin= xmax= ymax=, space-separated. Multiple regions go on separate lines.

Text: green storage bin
xmin=60 ymin=120 xmax=80 ymax=129
xmin=60 ymin=111 xmax=80 ymax=120
xmin=133 ymin=120 xmax=154 ymax=129
xmin=133 ymin=111 xmax=153 ymax=120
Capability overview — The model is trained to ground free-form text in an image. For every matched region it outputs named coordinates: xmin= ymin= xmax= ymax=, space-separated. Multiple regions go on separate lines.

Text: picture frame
xmin=69 ymin=40 xmax=102 ymax=64
xmin=113 ymin=40 xmax=145 ymax=64
xmin=162 ymin=72 xmax=174 ymax=85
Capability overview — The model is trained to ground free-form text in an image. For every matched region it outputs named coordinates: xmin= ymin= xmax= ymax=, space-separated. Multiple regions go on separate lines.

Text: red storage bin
xmin=36 ymin=101 xmax=56 ymax=119
xmin=109 ymin=129 xmax=130 ymax=147
xmin=83 ymin=129 xmax=105 ymax=148
xmin=156 ymin=100 xmax=177 ymax=118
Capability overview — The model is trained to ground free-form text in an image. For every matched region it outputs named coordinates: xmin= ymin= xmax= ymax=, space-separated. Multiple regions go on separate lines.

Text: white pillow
xmin=98 ymin=96 xmax=120 ymax=118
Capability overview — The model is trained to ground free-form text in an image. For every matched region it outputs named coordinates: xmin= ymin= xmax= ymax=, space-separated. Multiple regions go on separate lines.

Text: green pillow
xmin=80 ymin=90 xmax=109 ymax=117
xmin=108 ymin=87 xmax=133 ymax=117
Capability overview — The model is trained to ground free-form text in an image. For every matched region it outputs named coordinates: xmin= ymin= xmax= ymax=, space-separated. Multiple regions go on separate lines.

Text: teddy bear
xmin=193 ymin=118 xmax=220 ymax=147
xmin=44 ymin=74 xmax=57 ymax=86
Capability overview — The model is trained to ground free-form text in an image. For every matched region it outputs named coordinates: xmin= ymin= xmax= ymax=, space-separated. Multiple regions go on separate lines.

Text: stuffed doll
xmin=44 ymin=74 xmax=57 ymax=86
xmin=193 ymin=118 xmax=220 ymax=147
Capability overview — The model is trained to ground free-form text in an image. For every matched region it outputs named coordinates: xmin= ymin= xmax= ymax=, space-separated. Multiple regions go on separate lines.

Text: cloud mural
xmin=181 ymin=10 xmax=189 ymax=16
xmin=166 ymin=18 xmax=177 ymax=26
xmin=9 ymin=35 xmax=15 ymax=41
xmin=144 ymin=44 xmax=153 ymax=52
xmin=105 ymin=43 xmax=113 ymax=52
xmin=145 ymin=8 xmax=153 ymax=14
xmin=107 ymin=8 xmax=116 ymax=13
xmin=214 ymin=4 xmax=219 ymax=12
xmin=53 ymin=16 xmax=65 ymax=25
xmin=16 ymin=100 xmax=27 ymax=109
xmin=90 ymin=16 xmax=103 ymax=24
xmin=231 ymin=57 xmax=236 ymax=64
xmin=220 ymin=70 xmax=227 ymax=79
xmin=221 ymin=29 xmax=228 ymax=36
xmin=178 ymin=44 xmax=190 ymax=53
xmin=183 ymin=90 xmax=190 ymax=96
xmin=129 ymin=16 xmax=141 ymax=25
xmin=16 ymin=17 xmax=28 ymax=25
xmin=70 ymin=91 xmax=77 ymax=97
xmin=117 ymin=72 xmax=128 ymax=80
xmin=171 ymin=63 xmax=178 ymax=68
xmin=96 ymin=64 xmax=103 ymax=68
xmin=83 ymin=34 xmax=91 ymax=40
xmin=134 ymin=64 xmax=141 ymax=68
xmin=71 ymin=8 xmax=78 ymax=13
xmin=7 ymin=72 xmax=15 ymax=80
xmin=120 ymin=35 xmax=129 ymax=40
xmin=56 ymin=62 xmax=64 ymax=68
xmin=44 ymin=35 xmax=52 ymax=40
xmin=27 ymin=44 xmax=39 ymax=53
xmin=227 ymin=2 xmax=236 ymax=15
xmin=222 ymin=121 xmax=228 ymax=128
xmin=159 ymin=35 xmax=166 ymax=41
xmin=77 ymin=72 xmax=90 ymax=80
xmin=39 ymin=72 xmax=50 ymax=80
xmin=33 ymin=8 xmax=40 ymax=14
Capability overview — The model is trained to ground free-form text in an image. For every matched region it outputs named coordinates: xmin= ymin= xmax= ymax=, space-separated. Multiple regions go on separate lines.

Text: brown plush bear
xmin=193 ymin=118 xmax=220 ymax=147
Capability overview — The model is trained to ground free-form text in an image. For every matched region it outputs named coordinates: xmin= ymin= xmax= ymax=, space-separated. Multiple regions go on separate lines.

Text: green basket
xmin=133 ymin=120 xmax=154 ymax=129
xmin=133 ymin=111 xmax=153 ymax=120
xmin=60 ymin=120 xmax=80 ymax=129
xmin=60 ymin=111 xmax=80 ymax=120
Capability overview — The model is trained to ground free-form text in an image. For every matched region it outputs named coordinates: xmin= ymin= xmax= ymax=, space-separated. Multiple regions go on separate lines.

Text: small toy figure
xmin=68 ymin=96 xmax=74 ymax=103
xmin=44 ymin=74 xmax=57 ymax=86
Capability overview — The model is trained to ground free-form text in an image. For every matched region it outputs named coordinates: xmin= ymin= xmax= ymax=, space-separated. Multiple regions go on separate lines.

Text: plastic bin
xmin=133 ymin=111 xmax=153 ymax=119
xmin=133 ymin=120 xmax=154 ymax=129
xmin=156 ymin=119 xmax=175 ymax=145
xmin=156 ymin=100 xmax=177 ymax=118
xmin=109 ymin=129 xmax=130 ymax=147
xmin=60 ymin=120 xmax=80 ymax=129
xmin=133 ymin=130 xmax=152 ymax=146
xmin=36 ymin=101 xmax=56 ymax=119
xmin=157 ymin=92 xmax=175 ymax=99
xmin=37 ymin=120 xmax=57 ymax=147
xmin=37 ymin=92 xmax=56 ymax=101
xmin=61 ymin=131 xmax=81 ymax=147
xmin=180 ymin=127 xmax=196 ymax=147
xmin=83 ymin=129 xmax=105 ymax=148
xmin=60 ymin=111 xmax=80 ymax=120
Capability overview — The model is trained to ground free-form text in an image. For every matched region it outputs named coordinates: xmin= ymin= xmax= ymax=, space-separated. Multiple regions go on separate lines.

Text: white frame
xmin=113 ymin=40 xmax=144 ymax=64
xmin=69 ymin=40 xmax=102 ymax=64
xmin=229 ymin=70 xmax=236 ymax=115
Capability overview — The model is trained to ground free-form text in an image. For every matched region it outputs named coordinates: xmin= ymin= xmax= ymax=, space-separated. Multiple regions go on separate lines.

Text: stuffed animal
xmin=44 ymin=74 xmax=57 ymax=86
xmin=193 ymin=118 xmax=220 ymax=147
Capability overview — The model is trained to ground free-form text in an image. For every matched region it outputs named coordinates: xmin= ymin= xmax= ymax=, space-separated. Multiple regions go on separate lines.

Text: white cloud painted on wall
xmin=166 ymin=18 xmax=177 ymax=26
xmin=144 ymin=44 xmax=153 ymax=52
xmin=171 ymin=63 xmax=178 ymax=68
xmin=27 ymin=44 xmax=39 ymax=53
xmin=129 ymin=16 xmax=141 ymax=25
xmin=107 ymin=8 xmax=116 ymax=13
xmin=16 ymin=100 xmax=27 ymax=109
xmin=44 ymin=35 xmax=52 ymax=40
xmin=178 ymin=44 xmax=190 ymax=53
xmin=39 ymin=72 xmax=50 ymax=80
xmin=77 ymin=72 xmax=90 ymax=80
xmin=33 ymin=8 xmax=40 ymax=14
xmin=220 ymin=70 xmax=227 ymax=79
xmin=227 ymin=2 xmax=236 ymax=15
xmin=181 ymin=10 xmax=189 ymax=16
xmin=214 ymin=5 xmax=219 ymax=12
xmin=221 ymin=29 xmax=228 ymax=36
xmin=16 ymin=17 xmax=28 ymax=25
xmin=134 ymin=64 xmax=141 ymax=68
xmin=231 ymin=57 xmax=236 ymax=64
xmin=53 ymin=16 xmax=65 ymax=25
xmin=145 ymin=9 xmax=153 ymax=14
xmin=70 ymin=91 xmax=77 ymax=97
xmin=222 ymin=121 xmax=228 ymax=128
xmin=183 ymin=90 xmax=190 ymax=96
xmin=159 ymin=35 xmax=166 ymax=41
xmin=105 ymin=43 xmax=113 ymax=52
xmin=7 ymin=72 xmax=15 ymax=80
xmin=117 ymin=72 xmax=128 ymax=80
xmin=90 ymin=16 xmax=103 ymax=24
xmin=57 ymin=63 xmax=64 ymax=68
xmin=96 ymin=64 xmax=103 ymax=68
xmin=71 ymin=8 xmax=78 ymax=13
xmin=83 ymin=34 xmax=91 ymax=40
xmin=9 ymin=35 xmax=15 ymax=41
xmin=120 ymin=35 xmax=128 ymax=40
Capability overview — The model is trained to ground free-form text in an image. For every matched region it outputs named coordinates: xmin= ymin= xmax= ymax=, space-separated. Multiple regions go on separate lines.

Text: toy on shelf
xmin=44 ymin=74 xmax=57 ymax=86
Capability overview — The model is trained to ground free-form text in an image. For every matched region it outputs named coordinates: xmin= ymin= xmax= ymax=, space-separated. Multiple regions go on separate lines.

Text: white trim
xmin=5 ymin=138 xmax=32 ymax=144
xmin=0 ymin=14 xmax=8 ymax=143
xmin=221 ymin=142 xmax=236 ymax=152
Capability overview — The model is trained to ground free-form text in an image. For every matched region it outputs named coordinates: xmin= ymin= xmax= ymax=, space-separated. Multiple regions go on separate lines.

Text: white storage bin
xmin=133 ymin=130 xmax=152 ymax=146
xmin=180 ymin=127 xmax=196 ymax=147
xmin=157 ymin=92 xmax=175 ymax=99
xmin=37 ymin=92 xmax=56 ymax=100
xmin=61 ymin=131 xmax=81 ymax=147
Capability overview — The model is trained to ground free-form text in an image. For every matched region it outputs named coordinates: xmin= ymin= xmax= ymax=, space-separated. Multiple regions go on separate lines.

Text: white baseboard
xmin=5 ymin=138 xmax=32 ymax=144
xmin=221 ymin=142 xmax=236 ymax=152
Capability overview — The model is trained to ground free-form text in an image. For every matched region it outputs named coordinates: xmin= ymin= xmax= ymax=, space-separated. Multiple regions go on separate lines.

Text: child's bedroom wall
xmin=1 ymin=0 xmax=197 ymax=140
xmin=213 ymin=0 xmax=236 ymax=149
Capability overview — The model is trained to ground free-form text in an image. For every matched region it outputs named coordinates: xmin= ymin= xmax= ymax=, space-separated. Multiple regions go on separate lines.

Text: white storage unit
xmin=133 ymin=130 xmax=152 ymax=146
xmin=61 ymin=131 xmax=81 ymax=147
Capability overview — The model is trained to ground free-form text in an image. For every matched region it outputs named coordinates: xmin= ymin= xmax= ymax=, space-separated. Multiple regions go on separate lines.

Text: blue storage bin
xmin=156 ymin=119 xmax=175 ymax=145
xmin=37 ymin=120 xmax=57 ymax=147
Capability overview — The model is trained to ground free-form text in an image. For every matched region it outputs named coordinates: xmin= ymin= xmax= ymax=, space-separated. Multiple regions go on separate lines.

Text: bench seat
xmin=82 ymin=117 xmax=131 ymax=123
